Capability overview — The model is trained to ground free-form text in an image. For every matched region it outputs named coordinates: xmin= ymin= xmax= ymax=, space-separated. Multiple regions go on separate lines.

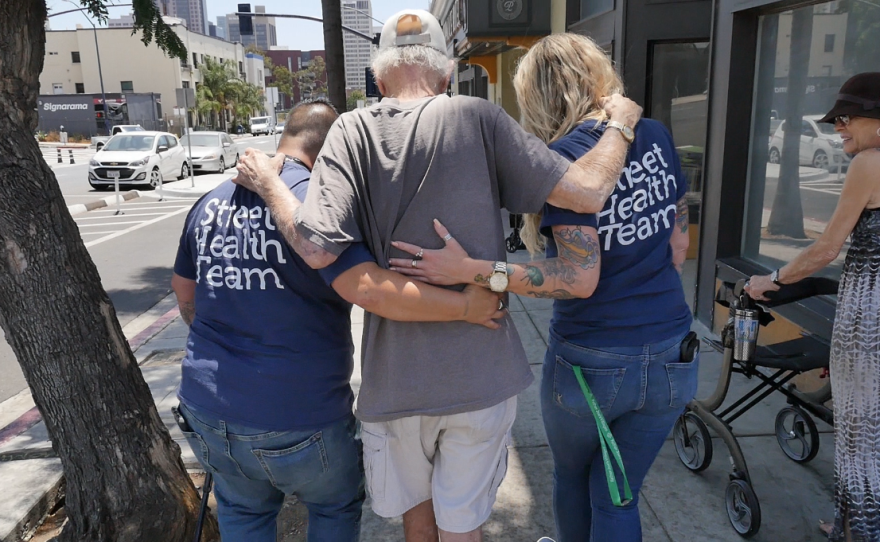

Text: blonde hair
xmin=512 ymin=33 xmax=624 ymax=255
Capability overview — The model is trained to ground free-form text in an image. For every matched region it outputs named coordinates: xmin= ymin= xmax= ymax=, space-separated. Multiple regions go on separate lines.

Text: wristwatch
xmin=770 ymin=268 xmax=782 ymax=286
xmin=488 ymin=261 xmax=509 ymax=293
xmin=607 ymin=120 xmax=635 ymax=144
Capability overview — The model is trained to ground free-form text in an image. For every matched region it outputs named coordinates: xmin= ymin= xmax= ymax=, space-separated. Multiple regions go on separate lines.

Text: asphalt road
xmin=42 ymin=134 xmax=280 ymax=207
xmin=0 ymin=135 xmax=281 ymax=405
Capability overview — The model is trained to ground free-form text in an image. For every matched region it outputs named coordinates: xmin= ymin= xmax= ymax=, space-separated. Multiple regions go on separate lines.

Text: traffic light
xmin=365 ymin=67 xmax=382 ymax=98
xmin=238 ymin=4 xmax=253 ymax=36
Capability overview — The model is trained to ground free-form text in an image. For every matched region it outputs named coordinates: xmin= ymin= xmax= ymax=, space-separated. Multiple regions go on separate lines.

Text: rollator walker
xmin=673 ymin=276 xmax=837 ymax=537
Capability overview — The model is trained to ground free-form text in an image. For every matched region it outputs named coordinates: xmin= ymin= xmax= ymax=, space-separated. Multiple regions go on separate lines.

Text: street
xmin=0 ymin=135 xmax=280 ymax=404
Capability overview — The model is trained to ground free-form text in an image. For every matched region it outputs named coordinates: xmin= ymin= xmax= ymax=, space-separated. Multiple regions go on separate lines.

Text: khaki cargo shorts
xmin=360 ymin=396 xmax=517 ymax=533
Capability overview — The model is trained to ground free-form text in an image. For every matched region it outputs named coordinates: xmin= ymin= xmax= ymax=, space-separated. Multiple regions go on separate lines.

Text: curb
xmin=67 ymin=191 xmax=141 ymax=217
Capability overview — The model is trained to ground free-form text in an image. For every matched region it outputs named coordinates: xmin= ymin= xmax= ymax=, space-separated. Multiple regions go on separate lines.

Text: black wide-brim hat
xmin=819 ymin=72 xmax=880 ymax=123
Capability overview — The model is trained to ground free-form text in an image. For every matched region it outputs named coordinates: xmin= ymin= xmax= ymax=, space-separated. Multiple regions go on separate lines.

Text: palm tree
xmin=196 ymin=57 xmax=242 ymax=131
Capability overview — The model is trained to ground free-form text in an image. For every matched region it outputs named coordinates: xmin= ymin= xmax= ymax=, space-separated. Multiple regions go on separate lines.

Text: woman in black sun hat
xmin=746 ymin=72 xmax=880 ymax=541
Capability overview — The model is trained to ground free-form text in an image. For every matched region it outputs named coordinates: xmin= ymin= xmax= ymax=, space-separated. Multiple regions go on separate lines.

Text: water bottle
xmin=733 ymin=307 xmax=760 ymax=361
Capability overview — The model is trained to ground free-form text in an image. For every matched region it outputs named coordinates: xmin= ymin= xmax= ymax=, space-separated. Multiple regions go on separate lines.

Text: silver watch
xmin=488 ymin=261 xmax=509 ymax=293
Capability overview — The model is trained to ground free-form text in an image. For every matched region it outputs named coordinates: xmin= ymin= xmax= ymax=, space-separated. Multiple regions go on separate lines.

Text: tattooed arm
xmin=390 ymin=220 xmax=601 ymax=300
xmin=171 ymin=273 xmax=197 ymax=326
xmin=671 ymin=196 xmax=690 ymax=274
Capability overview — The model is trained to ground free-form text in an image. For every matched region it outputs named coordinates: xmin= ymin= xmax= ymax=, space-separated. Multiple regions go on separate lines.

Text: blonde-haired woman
xmin=389 ymin=33 xmax=696 ymax=542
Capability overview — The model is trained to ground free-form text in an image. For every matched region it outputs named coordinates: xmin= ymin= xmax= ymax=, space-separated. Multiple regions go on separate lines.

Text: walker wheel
xmin=775 ymin=406 xmax=820 ymax=463
xmin=506 ymin=237 xmax=518 ymax=253
xmin=673 ymin=411 xmax=713 ymax=472
xmin=726 ymin=478 xmax=761 ymax=537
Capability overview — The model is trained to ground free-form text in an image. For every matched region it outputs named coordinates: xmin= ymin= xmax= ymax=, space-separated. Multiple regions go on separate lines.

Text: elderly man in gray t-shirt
xmin=235 ymin=9 xmax=641 ymax=542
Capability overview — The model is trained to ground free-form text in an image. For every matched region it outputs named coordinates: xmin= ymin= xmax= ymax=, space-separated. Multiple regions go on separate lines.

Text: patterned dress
xmin=830 ymin=207 xmax=880 ymax=541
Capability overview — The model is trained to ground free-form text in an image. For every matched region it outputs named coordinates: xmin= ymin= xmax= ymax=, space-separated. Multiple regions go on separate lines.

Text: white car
xmin=249 ymin=116 xmax=275 ymax=136
xmin=180 ymin=132 xmax=239 ymax=173
xmin=88 ymin=131 xmax=189 ymax=190
xmin=768 ymin=115 xmax=849 ymax=171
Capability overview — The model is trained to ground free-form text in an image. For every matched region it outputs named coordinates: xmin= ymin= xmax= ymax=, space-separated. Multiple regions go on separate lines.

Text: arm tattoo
xmin=521 ymin=265 xmax=545 ymax=287
xmin=554 ymin=227 xmax=600 ymax=270
xmin=180 ymin=301 xmax=195 ymax=326
xmin=527 ymin=289 xmax=576 ymax=300
xmin=676 ymin=197 xmax=689 ymax=233
xmin=474 ymin=273 xmax=489 ymax=286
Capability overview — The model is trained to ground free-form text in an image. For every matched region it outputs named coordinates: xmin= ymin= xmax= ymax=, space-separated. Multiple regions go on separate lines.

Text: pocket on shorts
xmin=553 ymin=355 xmax=626 ymax=417
xmin=251 ymin=431 xmax=329 ymax=490
xmin=360 ymin=425 xmax=387 ymax=502
xmin=666 ymin=356 xmax=699 ymax=409
xmin=488 ymin=430 xmax=511 ymax=500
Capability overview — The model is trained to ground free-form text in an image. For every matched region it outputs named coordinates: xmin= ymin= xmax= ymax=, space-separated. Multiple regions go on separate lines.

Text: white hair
xmin=371 ymin=46 xmax=453 ymax=92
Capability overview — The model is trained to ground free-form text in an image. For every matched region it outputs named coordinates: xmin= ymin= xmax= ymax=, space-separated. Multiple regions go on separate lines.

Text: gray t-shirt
xmin=296 ymin=94 xmax=570 ymax=422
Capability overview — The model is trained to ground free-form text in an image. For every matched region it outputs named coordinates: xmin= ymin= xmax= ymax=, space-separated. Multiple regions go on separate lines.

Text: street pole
xmin=92 ymin=25 xmax=110 ymax=135
xmin=59 ymin=0 xmax=111 ymax=135
xmin=184 ymin=90 xmax=194 ymax=188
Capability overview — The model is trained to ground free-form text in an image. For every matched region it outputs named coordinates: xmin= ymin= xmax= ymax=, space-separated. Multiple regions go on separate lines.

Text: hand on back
xmin=601 ymin=93 xmax=643 ymax=129
xmin=233 ymin=148 xmax=285 ymax=195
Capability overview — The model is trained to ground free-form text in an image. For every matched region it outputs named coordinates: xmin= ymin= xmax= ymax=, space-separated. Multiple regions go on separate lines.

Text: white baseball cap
xmin=378 ymin=9 xmax=448 ymax=58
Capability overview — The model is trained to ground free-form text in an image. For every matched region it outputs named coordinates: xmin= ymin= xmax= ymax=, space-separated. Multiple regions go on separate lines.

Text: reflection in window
xmin=649 ymin=42 xmax=710 ymax=259
xmin=742 ymin=0 xmax=880 ymax=282
xmin=581 ymin=0 xmax=614 ymax=19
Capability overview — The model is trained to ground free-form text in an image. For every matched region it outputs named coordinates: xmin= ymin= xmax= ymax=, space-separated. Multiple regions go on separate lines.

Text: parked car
xmin=90 ymin=124 xmax=144 ymax=150
xmin=88 ymin=131 xmax=189 ymax=190
xmin=768 ymin=115 xmax=849 ymax=171
xmin=180 ymin=132 xmax=239 ymax=173
xmin=249 ymin=116 xmax=275 ymax=136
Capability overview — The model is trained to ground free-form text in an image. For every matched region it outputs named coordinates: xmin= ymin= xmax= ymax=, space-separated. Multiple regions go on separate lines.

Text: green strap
xmin=573 ymin=365 xmax=633 ymax=507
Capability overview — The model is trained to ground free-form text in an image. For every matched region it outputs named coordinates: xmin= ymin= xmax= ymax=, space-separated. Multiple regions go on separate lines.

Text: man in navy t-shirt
xmin=171 ymin=101 xmax=371 ymax=542
xmin=171 ymin=100 xmax=506 ymax=542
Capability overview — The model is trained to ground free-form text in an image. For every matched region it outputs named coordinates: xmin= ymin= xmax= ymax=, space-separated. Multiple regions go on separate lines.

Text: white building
xmin=40 ymin=17 xmax=267 ymax=129
xmin=107 ymin=14 xmax=134 ymax=28
xmin=341 ymin=0 xmax=374 ymax=91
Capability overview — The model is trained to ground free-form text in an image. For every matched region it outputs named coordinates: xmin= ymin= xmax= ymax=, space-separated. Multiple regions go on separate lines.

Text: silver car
xmin=180 ymin=132 xmax=239 ymax=174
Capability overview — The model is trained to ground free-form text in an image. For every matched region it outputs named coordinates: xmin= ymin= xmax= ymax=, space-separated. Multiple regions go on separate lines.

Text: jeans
xmin=177 ymin=403 xmax=365 ymax=542
xmin=540 ymin=330 xmax=699 ymax=542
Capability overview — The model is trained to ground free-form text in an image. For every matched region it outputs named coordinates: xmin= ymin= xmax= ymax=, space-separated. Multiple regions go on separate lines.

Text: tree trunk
xmin=767 ymin=7 xmax=811 ymax=238
xmin=322 ymin=0 xmax=347 ymax=112
xmin=0 ymin=3 xmax=218 ymax=541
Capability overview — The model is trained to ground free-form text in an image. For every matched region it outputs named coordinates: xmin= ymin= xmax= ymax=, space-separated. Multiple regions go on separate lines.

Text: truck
xmin=90 ymin=124 xmax=145 ymax=150
xmin=249 ymin=116 xmax=275 ymax=136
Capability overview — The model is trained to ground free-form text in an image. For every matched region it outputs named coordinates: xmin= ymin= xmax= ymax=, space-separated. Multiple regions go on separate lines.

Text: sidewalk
xmin=0 ymin=261 xmax=835 ymax=542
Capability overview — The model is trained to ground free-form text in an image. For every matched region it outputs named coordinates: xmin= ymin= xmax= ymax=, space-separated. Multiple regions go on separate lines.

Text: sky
xmin=45 ymin=0 xmax=431 ymax=51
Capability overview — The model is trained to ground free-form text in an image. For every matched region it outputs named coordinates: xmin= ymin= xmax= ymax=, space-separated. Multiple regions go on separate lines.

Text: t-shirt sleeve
xmin=294 ymin=118 xmax=363 ymax=257
xmin=317 ymin=243 xmax=375 ymax=286
xmin=490 ymin=107 xmax=572 ymax=215
xmin=173 ymin=206 xmax=199 ymax=280
xmin=539 ymin=204 xmax=599 ymax=238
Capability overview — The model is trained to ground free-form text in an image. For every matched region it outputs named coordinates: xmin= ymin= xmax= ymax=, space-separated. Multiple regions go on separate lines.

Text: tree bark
xmin=322 ymin=0 xmax=347 ymax=112
xmin=767 ymin=7 xmax=811 ymax=238
xmin=0 ymin=2 xmax=218 ymax=541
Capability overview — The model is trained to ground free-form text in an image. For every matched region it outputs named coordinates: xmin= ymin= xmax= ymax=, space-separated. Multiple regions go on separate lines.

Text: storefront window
xmin=581 ymin=0 xmax=614 ymax=19
xmin=743 ymin=0 xmax=880 ymax=280
xmin=649 ymin=41 xmax=710 ymax=258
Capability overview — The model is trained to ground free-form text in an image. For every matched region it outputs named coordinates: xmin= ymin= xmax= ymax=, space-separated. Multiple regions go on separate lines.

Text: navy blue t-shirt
xmin=174 ymin=161 xmax=374 ymax=431
xmin=541 ymin=119 xmax=692 ymax=347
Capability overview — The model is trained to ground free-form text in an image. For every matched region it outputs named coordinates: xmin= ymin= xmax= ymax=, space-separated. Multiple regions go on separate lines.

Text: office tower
xmin=341 ymin=0 xmax=373 ymax=91
xmin=225 ymin=5 xmax=277 ymax=50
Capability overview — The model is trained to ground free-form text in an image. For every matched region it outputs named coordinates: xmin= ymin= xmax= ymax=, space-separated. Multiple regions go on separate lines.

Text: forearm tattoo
xmin=527 ymin=289 xmax=576 ymax=300
xmin=180 ymin=301 xmax=195 ymax=326
xmin=554 ymin=226 xmax=600 ymax=270
xmin=676 ymin=197 xmax=689 ymax=233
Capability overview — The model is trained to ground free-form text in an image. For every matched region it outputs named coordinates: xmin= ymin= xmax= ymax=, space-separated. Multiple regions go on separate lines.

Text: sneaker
xmin=537 ymin=538 xmax=556 ymax=542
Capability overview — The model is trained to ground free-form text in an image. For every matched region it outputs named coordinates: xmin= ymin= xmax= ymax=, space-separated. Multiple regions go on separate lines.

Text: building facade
xmin=40 ymin=18 xmax=266 ymax=136
xmin=172 ymin=0 xmax=208 ymax=35
xmin=225 ymin=5 xmax=277 ymax=50
xmin=216 ymin=16 xmax=228 ymax=40
xmin=341 ymin=0 xmax=374 ymax=91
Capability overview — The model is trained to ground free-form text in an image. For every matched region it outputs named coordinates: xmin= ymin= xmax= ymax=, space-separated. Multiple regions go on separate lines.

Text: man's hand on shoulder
xmin=233 ymin=148 xmax=285 ymax=196
xmin=600 ymin=94 xmax=642 ymax=130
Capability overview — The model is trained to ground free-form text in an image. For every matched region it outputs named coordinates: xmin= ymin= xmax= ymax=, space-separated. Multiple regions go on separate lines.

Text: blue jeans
xmin=178 ymin=403 xmax=365 ymax=542
xmin=541 ymin=331 xmax=699 ymax=542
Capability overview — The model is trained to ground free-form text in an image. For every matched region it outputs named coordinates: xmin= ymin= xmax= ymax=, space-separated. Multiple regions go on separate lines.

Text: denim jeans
xmin=540 ymin=330 xmax=699 ymax=542
xmin=178 ymin=403 xmax=365 ymax=542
